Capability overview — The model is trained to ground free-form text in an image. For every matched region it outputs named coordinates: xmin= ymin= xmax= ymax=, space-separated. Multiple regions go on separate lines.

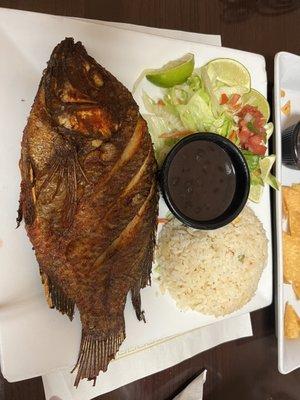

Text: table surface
xmin=0 ymin=1 xmax=300 ymax=399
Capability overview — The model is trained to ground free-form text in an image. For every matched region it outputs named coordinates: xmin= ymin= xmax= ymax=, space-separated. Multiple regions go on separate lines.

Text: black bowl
xmin=282 ymin=121 xmax=300 ymax=169
xmin=159 ymin=132 xmax=250 ymax=230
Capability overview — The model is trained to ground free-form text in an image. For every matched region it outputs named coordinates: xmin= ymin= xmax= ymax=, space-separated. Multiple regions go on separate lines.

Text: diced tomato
xmin=239 ymin=119 xmax=248 ymax=128
xmin=238 ymin=105 xmax=266 ymax=129
xmin=238 ymin=128 xmax=251 ymax=145
xmin=237 ymin=104 xmax=267 ymax=155
xmin=247 ymin=134 xmax=263 ymax=146
xmin=252 ymin=119 xmax=266 ymax=136
xmin=238 ymin=105 xmax=261 ymax=119
xmin=246 ymin=135 xmax=267 ymax=155
xmin=228 ymin=93 xmax=241 ymax=107
xmin=219 ymin=93 xmax=229 ymax=105
xmin=248 ymin=142 xmax=267 ymax=156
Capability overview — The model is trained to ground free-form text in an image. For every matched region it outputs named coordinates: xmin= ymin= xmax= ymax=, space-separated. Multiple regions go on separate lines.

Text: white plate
xmin=0 ymin=8 xmax=272 ymax=382
xmin=274 ymin=51 xmax=300 ymax=374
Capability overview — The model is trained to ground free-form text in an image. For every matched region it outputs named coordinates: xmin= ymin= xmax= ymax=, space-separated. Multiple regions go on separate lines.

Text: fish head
xmin=44 ymin=38 xmax=131 ymax=140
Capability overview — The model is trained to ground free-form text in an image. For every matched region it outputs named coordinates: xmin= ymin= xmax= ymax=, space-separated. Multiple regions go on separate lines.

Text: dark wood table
xmin=1 ymin=1 xmax=300 ymax=399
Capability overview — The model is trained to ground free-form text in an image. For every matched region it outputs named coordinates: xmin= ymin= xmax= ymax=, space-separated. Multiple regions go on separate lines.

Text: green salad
xmin=135 ymin=55 xmax=279 ymax=202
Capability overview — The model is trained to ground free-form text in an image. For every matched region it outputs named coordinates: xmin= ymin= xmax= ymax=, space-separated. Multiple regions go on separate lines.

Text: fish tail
xmin=40 ymin=271 xmax=75 ymax=320
xmin=72 ymin=327 xmax=125 ymax=387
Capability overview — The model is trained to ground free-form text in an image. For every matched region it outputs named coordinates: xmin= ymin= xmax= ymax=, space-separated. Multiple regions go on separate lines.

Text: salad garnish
xmin=135 ymin=55 xmax=279 ymax=203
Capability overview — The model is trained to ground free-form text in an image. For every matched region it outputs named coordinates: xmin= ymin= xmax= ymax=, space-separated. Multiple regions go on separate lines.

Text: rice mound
xmin=155 ymin=206 xmax=268 ymax=316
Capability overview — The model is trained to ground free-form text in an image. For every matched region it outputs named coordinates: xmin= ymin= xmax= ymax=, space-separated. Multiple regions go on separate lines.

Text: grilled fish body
xmin=18 ymin=38 xmax=158 ymax=385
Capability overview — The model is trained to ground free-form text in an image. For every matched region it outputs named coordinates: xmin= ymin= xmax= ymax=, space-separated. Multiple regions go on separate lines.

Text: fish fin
xmin=35 ymin=161 xmax=60 ymax=201
xmin=141 ymin=254 xmax=152 ymax=288
xmin=36 ymin=153 xmax=81 ymax=229
xmin=62 ymin=159 xmax=78 ymax=228
xmin=18 ymin=158 xmax=36 ymax=227
xmin=72 ymin=328 xmax=125 ymax=387
xmin=140 ymin=232 xmax=156 ymax=289
xmin=131 ymin=229 xmax=157 ymax=322
xmin=16 ymin=197 xmax=23 ymax=228
xmin=40 ymin=271 xmax=75 ymax=320
xmin=131 ymin=285 xmax=146 ymax=323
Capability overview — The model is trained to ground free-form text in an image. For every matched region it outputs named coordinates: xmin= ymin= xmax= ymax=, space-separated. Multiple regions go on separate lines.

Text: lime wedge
xmin=265 ymin=122 xmax=274 ymax=140
xmin=203 ymin=58 xmax=251 ymax=93
xmin=242 ymin=89 xmax=270 ymax=121
xmin=249 ymin=183 xmax=263 ymax=203
xmin=259 ymin=155 xmax=276 ymax=181
xmin=146 ymin=53 xmax=195 ymax=88
xmin=265 ymin=174 xmax=280 ymax=190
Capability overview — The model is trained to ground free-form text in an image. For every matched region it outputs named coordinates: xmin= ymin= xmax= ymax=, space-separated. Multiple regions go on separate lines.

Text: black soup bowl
xmin=159 ymin=132 xmax=250 ymax=230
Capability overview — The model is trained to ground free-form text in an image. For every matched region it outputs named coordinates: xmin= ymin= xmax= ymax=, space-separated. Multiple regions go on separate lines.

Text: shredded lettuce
xmin=242 ymin=151 xmax=260 ymax=172
xmin=143 ymin=114 xmax=182 ymax=165
xmin=176 ymin=92 xmax=214 ymax=131
xmin=200 ymin=65 xmax=221 ymax=117
xmin=213 ymin=113 xmax=235 ymax=137
xmin=250 ymin=173 xmax=264 ymax=187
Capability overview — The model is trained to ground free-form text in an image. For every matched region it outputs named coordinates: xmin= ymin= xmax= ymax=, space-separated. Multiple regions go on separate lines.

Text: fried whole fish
xmin=18 ymin=38 xmax=158 ymax=385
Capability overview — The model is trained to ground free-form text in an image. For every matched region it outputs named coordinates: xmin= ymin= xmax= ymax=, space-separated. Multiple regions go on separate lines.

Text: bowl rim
xmin=282 ymin=121 xmax=300 ymax=166
xmin=292 ymin=122 xmax=300 ymax=161
xmin=160 ymin=132 xmax=250 ymax=230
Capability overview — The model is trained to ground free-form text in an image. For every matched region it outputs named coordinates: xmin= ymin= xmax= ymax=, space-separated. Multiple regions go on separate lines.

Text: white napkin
xmin=41 ymin=18 xmax=252 ymax=400
xmin=44 ymin=371 xmax=207 ymax=400
xmin=173 ymin=370 xmax=207 ymax=400
xmin=43 ymin=313 xmax=251 ymax=400
xmin=69 ymin=17 xmax=222 ymax=46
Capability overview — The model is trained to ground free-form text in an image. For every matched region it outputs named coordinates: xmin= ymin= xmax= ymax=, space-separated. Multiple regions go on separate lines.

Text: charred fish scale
xmin=18 ymin=38 xmax=158 ymax=386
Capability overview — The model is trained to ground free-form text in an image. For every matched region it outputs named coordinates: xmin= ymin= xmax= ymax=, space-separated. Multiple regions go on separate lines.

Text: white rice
xmin=155 ymin=206 xmax=268 ymax=316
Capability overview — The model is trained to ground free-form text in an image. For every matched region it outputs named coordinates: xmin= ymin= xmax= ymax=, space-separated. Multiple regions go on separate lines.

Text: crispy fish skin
xmin=18 ymin=38 xmax=158 ymax=385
